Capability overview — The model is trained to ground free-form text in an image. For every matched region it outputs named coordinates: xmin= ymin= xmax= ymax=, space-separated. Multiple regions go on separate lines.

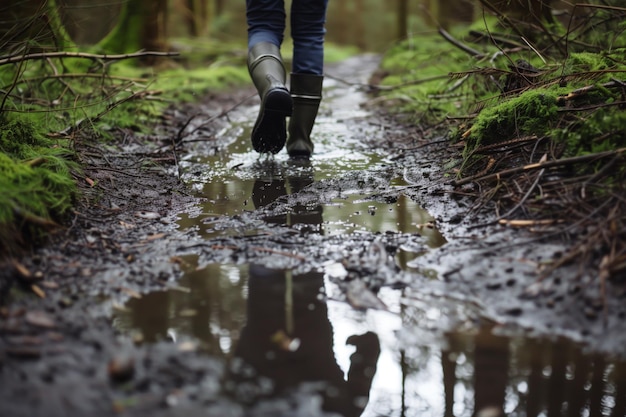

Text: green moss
xmin=150 ymin=64 xmax=249 ymax=102
xmin=555 ymin=108 xmax=626 ymax=158
xmin=0 ymin=116 xmax=78 ymax=252
xmin=466 ymin=89 xmax=560 ymax=151
xmin=566 ymin=52 xmax=614 ymax=72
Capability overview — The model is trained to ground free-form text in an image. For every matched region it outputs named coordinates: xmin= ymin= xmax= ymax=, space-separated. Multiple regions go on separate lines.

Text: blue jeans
xmin=246 ymin=0 xmax=329 ymax=75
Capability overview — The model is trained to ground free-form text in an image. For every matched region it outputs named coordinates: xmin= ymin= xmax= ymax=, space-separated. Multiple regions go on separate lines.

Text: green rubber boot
xmin=247 ymin=42 xmax=293 ymax=154
xmin=286 ymin=73 xmax=324 ymax=159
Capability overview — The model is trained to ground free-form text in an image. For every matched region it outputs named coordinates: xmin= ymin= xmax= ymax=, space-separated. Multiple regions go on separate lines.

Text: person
xmin=246 ymin=0 xmax=328 ymax=158
xmin=225 ymin=171 xmax=380 ymax=416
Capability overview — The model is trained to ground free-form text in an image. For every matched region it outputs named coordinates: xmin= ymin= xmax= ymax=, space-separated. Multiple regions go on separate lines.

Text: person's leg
xmin=246 ymin=0 xmax=286 ymax=48
xmin=287 ymin=0 xmax=328 ymax=158
xmin=246 ymin=0 xmax=293 ymax=154
xmin=290 ymin=0 xmax=328 ymax=75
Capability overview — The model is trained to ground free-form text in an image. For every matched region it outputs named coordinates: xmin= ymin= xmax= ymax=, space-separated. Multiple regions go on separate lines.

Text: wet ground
xmin=2 ymin=55 xmax=626 ymax=417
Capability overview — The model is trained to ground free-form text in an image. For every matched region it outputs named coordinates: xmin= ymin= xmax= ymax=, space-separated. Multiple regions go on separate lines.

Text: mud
xmin=1 ymin=55 xmax=626 ymax=417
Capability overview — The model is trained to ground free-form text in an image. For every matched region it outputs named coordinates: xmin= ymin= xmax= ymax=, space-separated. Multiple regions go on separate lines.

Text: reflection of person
xmin=231 ymin=264 xmax=380 ymax=417
xmin=227 ymin=168 xmax=380 ymax=416
xmin=251 ymin=170 xmax=323 ymax=230
xmin=246 ymin=0 xmax=328 ymax=158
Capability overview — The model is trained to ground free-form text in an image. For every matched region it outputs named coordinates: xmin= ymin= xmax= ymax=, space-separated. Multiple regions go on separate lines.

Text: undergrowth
xmin=377 ymin=2 xmax=626 ymax=282
xmin=0 ymin=1 xmax=356 ymax=258
xmin=0 ymin=22 xmax=249 ymax=256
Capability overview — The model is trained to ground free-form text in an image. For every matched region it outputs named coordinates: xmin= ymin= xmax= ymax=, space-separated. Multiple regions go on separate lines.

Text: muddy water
xmin=115 ymin=56 xmax=626 ymax=416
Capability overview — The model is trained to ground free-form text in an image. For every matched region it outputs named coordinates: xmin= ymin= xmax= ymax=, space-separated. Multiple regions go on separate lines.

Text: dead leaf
xmin=40 ymin=281 xmax=59 ymax=289
xmin=11 ymin=259 xmax=31 ymax=279
xmin=119 ymin=221 xmax=135 ymax=229
xmin=25 ymin=311 xmax=56 ymax=329
xmin=30 ymin=284 xmax=46 ymax=299
xmin=145 ymin=233 xmax=165 ymax=241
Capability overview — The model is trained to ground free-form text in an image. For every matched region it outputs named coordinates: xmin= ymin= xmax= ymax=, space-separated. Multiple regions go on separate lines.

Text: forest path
xmin=1 ymin=55 xmax=625 ymax=417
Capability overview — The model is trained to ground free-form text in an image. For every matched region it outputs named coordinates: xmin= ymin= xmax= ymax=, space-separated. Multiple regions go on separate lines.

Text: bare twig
xmin=0 ymin=50 xmax=178 ymax=67
xmin=468 ymin=165 xmax=546 ymax=229
xmin=453 ymin=148 xmax=626 ymax=186
xmin=438 ymin=27 xmax=485 ymax=58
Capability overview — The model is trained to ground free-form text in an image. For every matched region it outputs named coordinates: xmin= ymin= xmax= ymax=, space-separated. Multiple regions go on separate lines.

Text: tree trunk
xmin=422 ymin=0 xmax=474 ymax=29
xmin=397 ymin=0 xmax=408 ymax=41
xmin=353 ymin=0 xmax=365 ymax=50
xmin=183 ymin=0 xmax=210 ymax=37
xmin=98 ymin=0 xmax=168 ymax=60
xmin=214 ymin=0 xmax=225 ymax=16
xmin=0 ymin=0 xmax=73 ymax=53
xmin=480 ymin=0 xmax=554 ymax=24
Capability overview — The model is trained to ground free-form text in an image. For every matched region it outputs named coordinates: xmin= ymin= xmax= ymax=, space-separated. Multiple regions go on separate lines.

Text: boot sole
xmin=251 ymin=88 xmax=293 ymax=154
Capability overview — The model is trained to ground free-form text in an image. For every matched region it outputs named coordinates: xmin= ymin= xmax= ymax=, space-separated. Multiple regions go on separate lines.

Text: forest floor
xmin=1 ymin=55 xmax=626 ymax=417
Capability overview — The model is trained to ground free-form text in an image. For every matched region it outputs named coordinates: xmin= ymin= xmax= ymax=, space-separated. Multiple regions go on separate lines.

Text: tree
xmin=98 ymin=0 xmax=169 ymax=61
xmin=421 ymin=0 xmax=475 ymax=29
xmin=397 ymin=0 xmax=408 ymax=41
xmin=183 ymin=0 xmax=211 ymax=37
xmin=0 ymin=0 xmax=73 ymax=54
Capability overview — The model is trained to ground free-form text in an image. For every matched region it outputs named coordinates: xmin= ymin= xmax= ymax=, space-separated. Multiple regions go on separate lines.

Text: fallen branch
xmin=438 ymin=27 xmax=485 ymax=58
xmin=2 ymin=73 xmax=149 ymax=90
xmin=452 ymin=147 xmax=626 ymax=186
xmin=0 ymin=50 xmax=179 ymax=66
xmin=468 ymin=161 xmax=546 ymax=230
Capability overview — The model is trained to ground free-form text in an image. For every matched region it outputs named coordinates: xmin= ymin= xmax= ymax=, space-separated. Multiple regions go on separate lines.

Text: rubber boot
xmin=286 ymin=73 xmax=324 ymax=159
xmin=247 ymin=42 xmax=293 ymax=154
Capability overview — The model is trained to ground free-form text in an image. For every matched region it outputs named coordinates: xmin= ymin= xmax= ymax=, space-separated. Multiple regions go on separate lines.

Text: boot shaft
xmin=247 ymin=42 xmax=287 ymax=98
xmin=287 ymin=73 xmax=324 ymax=158
xmin=247 ymin=42 xmax=292 ymax=154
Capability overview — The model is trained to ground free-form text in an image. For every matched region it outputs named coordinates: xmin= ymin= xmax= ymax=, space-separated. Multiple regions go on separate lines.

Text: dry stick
xmin=170 ymin=94 xmax=256 ymax=179
xmin=438 ymin=27 xmax=485 ymax=58
xmin=452 ymin=147 xmax=626 ymax=186
xmin=2 ymin=73 xmax=149 ymax=89
xmin=467 ymin=167 xmax=546 ymax=230
xmin=58 ymin=89 xmax=155 ymax=135
xmin=538 ymin=201 xmax=619 ymax=281
xmin=0 ymin=50 xmax=178 ymax=66
xmin=581 ymin=155 xmax=620 ymax=199
xmin=361 ymin=74 xmax=451 ymax=92
xmin=458 ymin=197 xmax=615 ymax=273
xmin=175 ymin=93 xmax=256 ymax=145
xmin=470 ymin=135 xmax=539 ymax=155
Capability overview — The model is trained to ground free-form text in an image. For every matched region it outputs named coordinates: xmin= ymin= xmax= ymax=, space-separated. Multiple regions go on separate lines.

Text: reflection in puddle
xmin=115 ymin=264 xmax=626 ymax=417
xmin=115 ymin=57 xmax=625 ymax=416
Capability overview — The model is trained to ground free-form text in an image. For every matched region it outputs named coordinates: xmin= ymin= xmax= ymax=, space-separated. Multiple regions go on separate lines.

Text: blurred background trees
xmin=2 ymin=0 xmax=578 ymax=56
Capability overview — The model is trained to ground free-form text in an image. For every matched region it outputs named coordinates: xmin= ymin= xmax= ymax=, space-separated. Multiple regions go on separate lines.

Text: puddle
xmin=114 ymin=55 xmax=625 ymax=416
xmin=115 ymin=262 xmax=626 ymax=417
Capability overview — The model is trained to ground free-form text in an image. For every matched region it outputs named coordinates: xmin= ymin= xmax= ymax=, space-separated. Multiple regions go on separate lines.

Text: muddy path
xmin=2 ymin=55 xmax=626 ymax=417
